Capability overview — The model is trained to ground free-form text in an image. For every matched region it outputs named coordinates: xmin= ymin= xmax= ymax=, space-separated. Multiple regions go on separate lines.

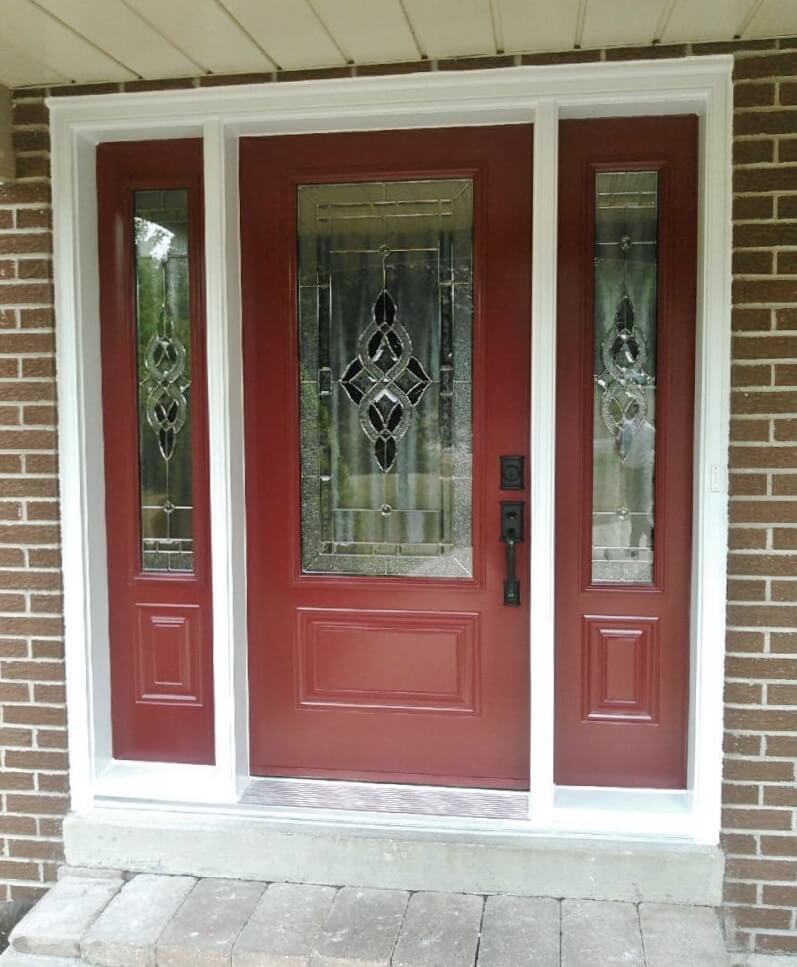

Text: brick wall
xmin=724 ymin=38 xmax=797 ymax=960
xmin=1 ymin=35 xmax=796 ymax=958
xmin=0 ymin=94 xmax=67 ymax=912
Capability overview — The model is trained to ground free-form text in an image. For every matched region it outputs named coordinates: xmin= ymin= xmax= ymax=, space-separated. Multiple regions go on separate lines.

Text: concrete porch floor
xmin=2 ymin=869 xmax=730 ymax=967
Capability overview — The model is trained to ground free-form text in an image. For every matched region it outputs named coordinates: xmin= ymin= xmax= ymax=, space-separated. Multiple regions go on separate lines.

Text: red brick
xmin=726 ymin=858 xmax=797 ymax=879
xmin=735 ymin=223 xmax=797 ymax=248
xmin=767 ymin=735 xmax=797 ymax=755
xmin=4 ymin=794 xmax=68 ymax=815
xmin=12 ymin=101 xmax=48 ymax=126
xmin=735 ymin=83 xmax=776 ymax=107
xmin=725 ymin=760 xmax=794 ymax=782
xmin=758 ymin=934 xmax=797 ymax=954
xmin=437 ymin=55 xmax=515 ymax=71
xmin=732 ymin=906 xmax=793 ymax=929
xmin=727 ymin=630 xmax=766 ymax=652
xmin=274 ymin=67 xmax=353 ymax=83
xmin=763 ymin=885 xmax=797 ymax=905
xmin=734 ymin=250 xmax=774 ymax=274
xmin=734 ymin=195 xmax=774 ymax=219
xmin=124 ymin=78 xmax=197 ymax=92
xmin=733 ymin=307 xmax=772 ymax=331
xmin=48 ymin=83 xmax=119 ymax=97
xmin=723 ymin=782 xmax=761 ymax=805
xmin=605 ymin=44 xmax=687 ymax=61
xmin=0 ymin=860 xmax=40 ymax=881
xmin=776 ymin=307 xmax=797 ymax=329
xmin=735 ymin=53 xmax=797 ymax=80
xmin=734 ymin=280 xmax=797 ymax=305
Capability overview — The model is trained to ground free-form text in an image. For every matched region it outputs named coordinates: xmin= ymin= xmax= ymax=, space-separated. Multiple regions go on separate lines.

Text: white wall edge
xmin=51 ymin=56 xmax=733 ymax=842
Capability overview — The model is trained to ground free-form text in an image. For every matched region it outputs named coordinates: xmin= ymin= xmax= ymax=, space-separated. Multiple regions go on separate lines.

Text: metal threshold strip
xmin=242 ymin=777 xmax=529 ymax=820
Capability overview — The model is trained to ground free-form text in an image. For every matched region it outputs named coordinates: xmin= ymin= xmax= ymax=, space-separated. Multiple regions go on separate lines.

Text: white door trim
xmin=50 ymin=56 xmax=733 ymax=844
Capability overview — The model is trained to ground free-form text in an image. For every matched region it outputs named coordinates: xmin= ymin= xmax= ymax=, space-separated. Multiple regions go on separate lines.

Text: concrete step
xmin=3 ymin=870 xmax=731 ymax=967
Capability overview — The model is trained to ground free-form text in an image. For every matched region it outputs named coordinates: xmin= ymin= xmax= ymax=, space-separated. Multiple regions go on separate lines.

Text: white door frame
xmin=50 ymin=56 xmax=733 ymax=845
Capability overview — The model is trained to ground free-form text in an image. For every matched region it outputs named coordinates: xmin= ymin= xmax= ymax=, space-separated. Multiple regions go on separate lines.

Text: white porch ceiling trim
xmin=0 ymin=0 xmax=791 ymax=88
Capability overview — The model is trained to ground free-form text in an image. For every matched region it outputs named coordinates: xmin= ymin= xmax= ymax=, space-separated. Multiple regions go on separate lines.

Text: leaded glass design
xmin=298 ymin=179 xmax=473 ymax=577
xmin=592 ymin=171 xmax=658 ymax=584
xmin=134 ymin=190 xmax=194 ymax=572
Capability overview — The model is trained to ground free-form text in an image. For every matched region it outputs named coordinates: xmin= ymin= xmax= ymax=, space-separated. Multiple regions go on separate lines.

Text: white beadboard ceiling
xmin=0 ymin=0 xmax=793 ymax=88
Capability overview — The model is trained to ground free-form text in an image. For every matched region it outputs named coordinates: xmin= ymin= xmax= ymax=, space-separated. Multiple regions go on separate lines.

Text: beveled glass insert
xmin=298 ymin=179 xmax=473 ymax=577
xmin=592 ymin=171 xmax=658 ymax=584
xmin=134 ymin=189 xmax=194 ymax=572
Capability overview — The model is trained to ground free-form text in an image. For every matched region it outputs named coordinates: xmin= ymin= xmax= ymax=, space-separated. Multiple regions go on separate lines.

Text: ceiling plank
xmin=581 ymin=0 xmax=667 ymax=50
xmin=402 ymin=0 xmax=496 ymax=59
xmin=311 ymin=0 xmax=419 ymax=64
xmin=34 ymin=0 xmax=203 ymax=79
xmin=662 ymin=0 xmax=752 ymax=43
xmin=499 ymin=0 xmax=581 ymax=54
xmin=123 ymin=0 xmax=274 ymax=74
xmin=2 ymin=0 xmax=136 ymax=83
xmin=745 ymin=0 xmax=797 ymax=39
xmin=0 ymin=37 xmax=69 ymax=88
xmin=220 ymin=0 xmax=346 ymax=70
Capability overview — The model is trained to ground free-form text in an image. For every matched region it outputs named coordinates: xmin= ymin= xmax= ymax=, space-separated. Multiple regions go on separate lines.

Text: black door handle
xmin=500 ymin=501 xmax=525 ymax=606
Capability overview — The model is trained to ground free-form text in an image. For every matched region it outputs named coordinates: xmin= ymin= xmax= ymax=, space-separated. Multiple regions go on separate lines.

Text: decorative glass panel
xmin=134 ymin=189 xmax=194 ymax=572
xmin=298 ymin=179 xmax=473 ymax=577
xmin=592 ymin=171 xmax=658 ymax=584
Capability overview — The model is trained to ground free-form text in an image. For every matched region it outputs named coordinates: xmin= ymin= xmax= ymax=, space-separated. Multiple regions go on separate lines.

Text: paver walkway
xmin=2 ymin=869 xmax=730 ymax=967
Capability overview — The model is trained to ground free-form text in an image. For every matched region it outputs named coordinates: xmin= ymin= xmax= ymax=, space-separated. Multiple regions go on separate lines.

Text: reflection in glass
xmin=592 ymin=171 xmax=658 ymax=584
xmin=134 ymin=190 xmax=194 ymax=572
xmin=298 ymin=179 xmax=473 ymax=577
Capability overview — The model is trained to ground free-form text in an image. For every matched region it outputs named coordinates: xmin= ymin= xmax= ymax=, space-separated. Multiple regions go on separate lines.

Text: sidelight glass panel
xmin=298 ymin=179 xmax=473 ymax=577
xmin=134 ymin=189 xmax=194 ymax=572
xmin=592 ymin=171 xmax=658 ymax=584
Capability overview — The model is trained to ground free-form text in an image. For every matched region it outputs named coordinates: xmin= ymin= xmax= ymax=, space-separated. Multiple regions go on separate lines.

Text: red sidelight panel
xmin=97 ymin=141 xmax=214 ymax=764
xmin=241 ymin=127 xmax=532 ymax=788
xmin=555 ymin=117 xmax=698 ymax=788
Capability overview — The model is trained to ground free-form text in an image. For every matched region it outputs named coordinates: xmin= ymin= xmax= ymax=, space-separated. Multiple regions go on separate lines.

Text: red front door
xmin=240 ymin=127 xmax=532 ymax=788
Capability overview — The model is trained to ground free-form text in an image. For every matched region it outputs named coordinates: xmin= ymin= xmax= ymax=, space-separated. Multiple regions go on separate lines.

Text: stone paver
xmin=9 ymin=874 xmax=123 ymax=958
xmin=640 ymin=903 xmax=730 ymax=967
xmin=0 ymin=951 xmax=80 ymax=967
xmin=392 ymin=892 xmax=483 ymax=967
xmin=477 ymin=895 xmax=560 ymax=967
xmin=157 ymin=878 xmax=265 ymax=967
xmin=310 ymin=887 xmax=409 ymax=967
xmin=81 ymin=874 xmax=196 ymax=967
xmin=2 ymin=870 xmax=734 ymax=967
xmin=233 ymin=882 xmax=337 ymax=967
xmin=561 ymin=899 xmax=645 ymax=967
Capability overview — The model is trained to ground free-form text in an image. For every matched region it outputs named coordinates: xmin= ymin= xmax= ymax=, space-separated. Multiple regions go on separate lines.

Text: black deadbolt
xmin=500 ymin=455 xmax=524 ymax=491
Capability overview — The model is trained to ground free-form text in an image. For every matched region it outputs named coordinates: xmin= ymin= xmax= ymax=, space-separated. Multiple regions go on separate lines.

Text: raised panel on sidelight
xmin=135 ymin=604 xmax=204 ymax=706
xmin=297 ymin=609 xmax=480 ymax=713
xmin=582 ymin=615 xmax=659 ymax=724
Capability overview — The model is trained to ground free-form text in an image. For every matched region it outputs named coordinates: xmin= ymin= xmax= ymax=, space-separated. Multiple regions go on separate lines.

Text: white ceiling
xmin=0 ymin=0 xmax=794 ymax=88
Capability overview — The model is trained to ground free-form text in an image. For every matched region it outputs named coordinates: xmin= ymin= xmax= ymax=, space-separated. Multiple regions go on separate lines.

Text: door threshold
xmin=242 ymin=776 xmax=530 ymax=820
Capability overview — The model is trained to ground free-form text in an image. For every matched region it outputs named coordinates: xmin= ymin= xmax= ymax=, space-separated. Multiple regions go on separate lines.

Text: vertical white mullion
xmin=55 ymin=119 xmax=111 ymax=812
xmin=204 ymin=120 xmax=249 ymax=801
xmin=690 ymin=73 xmax=732 ymax=845
xmin=529 ymin=99 xmax=559 ymax=825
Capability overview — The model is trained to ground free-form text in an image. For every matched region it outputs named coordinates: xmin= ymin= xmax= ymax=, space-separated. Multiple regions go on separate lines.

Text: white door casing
xmin=50 ymin=57 xmax=733 ymax=843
